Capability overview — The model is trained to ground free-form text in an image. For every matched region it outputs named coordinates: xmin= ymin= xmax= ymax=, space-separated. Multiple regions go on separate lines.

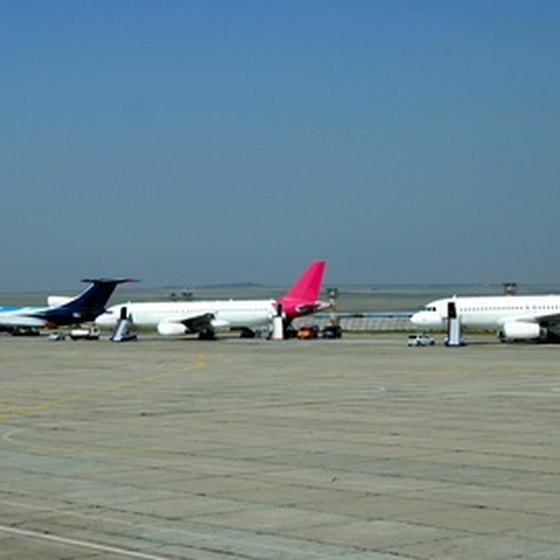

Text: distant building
xmin=503 ymin=282 xmax=518 ymax=295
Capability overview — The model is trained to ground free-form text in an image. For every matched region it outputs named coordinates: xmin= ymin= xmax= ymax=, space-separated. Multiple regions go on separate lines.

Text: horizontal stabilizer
xmin=81 ymin=278 xmax=138 ymax=285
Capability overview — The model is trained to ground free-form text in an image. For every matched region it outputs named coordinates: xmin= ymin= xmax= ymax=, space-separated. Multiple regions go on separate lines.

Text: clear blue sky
xmin=1 ymin=0 xmax=559 ymax=291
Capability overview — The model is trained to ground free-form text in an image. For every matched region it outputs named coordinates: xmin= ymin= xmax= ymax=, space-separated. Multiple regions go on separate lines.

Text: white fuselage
xmin=411 ymin=295 xmax=560 ymax=333
xmin=96 ymin=299 xmax=277 ymax=332
xmin=0 ymin=306 xmax=48 ymax=328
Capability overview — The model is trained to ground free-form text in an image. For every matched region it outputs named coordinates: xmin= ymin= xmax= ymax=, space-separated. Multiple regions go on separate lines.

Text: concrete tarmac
xmin=0 ymin=333 xmax=559 ymax=559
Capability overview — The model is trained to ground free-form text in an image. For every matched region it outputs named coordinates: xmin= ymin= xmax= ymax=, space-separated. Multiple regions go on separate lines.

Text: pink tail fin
xmin=281 ymin=260 xmax=326 ymax=302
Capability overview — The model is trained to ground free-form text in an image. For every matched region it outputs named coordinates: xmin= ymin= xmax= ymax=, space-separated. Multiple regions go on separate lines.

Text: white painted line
xmin=0 ymin=525 xmax=169 ymax=560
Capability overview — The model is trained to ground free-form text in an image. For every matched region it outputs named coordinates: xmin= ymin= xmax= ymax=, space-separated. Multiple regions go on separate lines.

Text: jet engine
xmin=157 ymin=322 xmax=187 ymax=336
xmin=500 ymin=321 xmax=546 ymax=342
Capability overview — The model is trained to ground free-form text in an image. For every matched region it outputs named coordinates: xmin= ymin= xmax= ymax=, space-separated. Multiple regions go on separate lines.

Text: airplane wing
xmin=181 ymin=312 xmax=216 ymax=333
xmin=157 ymin=312 xmax=216 ymax=336
xmin=500 ymin=310 xmax=560 ymax=326
xmin=532 ymin=311 xmax=560 ymax=326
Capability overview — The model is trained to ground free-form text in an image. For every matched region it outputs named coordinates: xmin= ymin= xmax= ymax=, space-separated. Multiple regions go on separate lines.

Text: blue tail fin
xmin=38 ymin=278 xmax=132 ymax=326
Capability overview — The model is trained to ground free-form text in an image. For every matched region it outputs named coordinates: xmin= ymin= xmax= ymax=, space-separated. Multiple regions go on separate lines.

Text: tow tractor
xmin=69 ymin=325 xmax=100 ymax=341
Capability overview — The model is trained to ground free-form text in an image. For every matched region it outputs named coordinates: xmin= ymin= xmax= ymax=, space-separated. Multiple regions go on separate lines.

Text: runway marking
xmin=0 ymin=353 xmax=208 ymax=422
xmin=2 ymin=426 xmax=190 ymax=457
xmin=0 ymin=524 xmax=169 ymax=559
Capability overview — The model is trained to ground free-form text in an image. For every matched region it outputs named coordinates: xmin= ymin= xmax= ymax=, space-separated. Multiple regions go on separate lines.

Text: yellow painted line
xmin=3 ymin=428 xmax=186 ymax=457
xmin=0 ymin=353 xmax=208 ymax=422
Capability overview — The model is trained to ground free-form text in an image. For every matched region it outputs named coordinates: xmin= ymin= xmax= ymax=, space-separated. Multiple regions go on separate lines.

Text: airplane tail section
xmin=39 ymin=278 xmax=133 ymax=326
xmin=276 ymin=260 xmax=328 ymax=320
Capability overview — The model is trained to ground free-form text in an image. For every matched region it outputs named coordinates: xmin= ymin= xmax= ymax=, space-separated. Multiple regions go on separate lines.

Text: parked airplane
xmin=0 ymin=278 xmax=132 ymax=335
xmin=96 ymin=261 xmax=329 ymax=338
xmin=411 ymin=294 xmax=560 ymax=342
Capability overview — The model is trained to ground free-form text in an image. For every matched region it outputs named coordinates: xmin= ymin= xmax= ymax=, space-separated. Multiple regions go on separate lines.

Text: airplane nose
xmin=410 ymin=312 xmax=424 ymax=326
xmin=410 ymin=310 xmax=444 ymax=329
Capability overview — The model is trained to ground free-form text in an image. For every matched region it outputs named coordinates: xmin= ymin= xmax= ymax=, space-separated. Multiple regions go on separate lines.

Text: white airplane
xmin=411 ymin=294 xmax=560 ymax=342
xmin=96 ymin=261 xmax=329 ymax=338
xmin=0 ymin=278 xmax=131 ymax=335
